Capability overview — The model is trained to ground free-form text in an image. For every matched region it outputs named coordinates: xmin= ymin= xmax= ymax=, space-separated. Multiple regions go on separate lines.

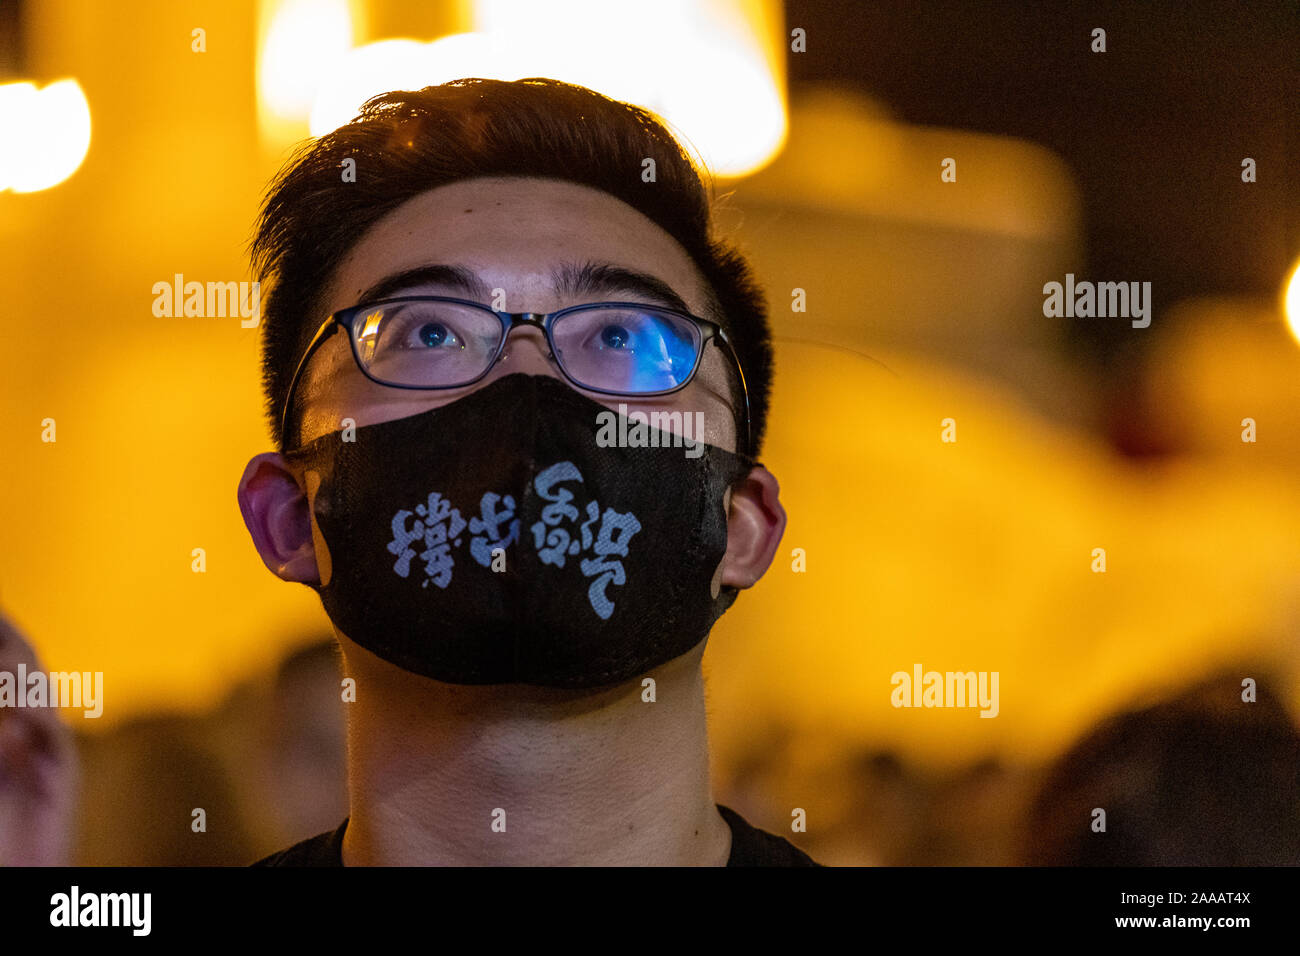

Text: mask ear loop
xmin=707 ymin=332 xmax=905 ymax=464
xmin=770 ymin=335 xmax=900 ymax=378
xmin=280 ymin=316 xmax=344 ymax=451
xmin=713 ymin=328 xmax=753 ymax=462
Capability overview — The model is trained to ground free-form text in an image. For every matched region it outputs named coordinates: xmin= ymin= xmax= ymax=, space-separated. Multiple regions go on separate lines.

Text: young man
xmin=238 ymin=77 xmax=815 ymax=866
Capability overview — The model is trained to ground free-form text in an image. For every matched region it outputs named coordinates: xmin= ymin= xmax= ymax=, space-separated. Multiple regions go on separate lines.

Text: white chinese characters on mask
xmin=385 ymin=461 xmax=642 ymax=620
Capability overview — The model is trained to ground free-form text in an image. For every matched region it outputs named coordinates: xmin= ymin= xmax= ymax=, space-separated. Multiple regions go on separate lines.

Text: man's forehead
xmin=325 ymin=178 xmax=712 ymax=315
xmin=337 ymin=260 xmax=701 ymax=319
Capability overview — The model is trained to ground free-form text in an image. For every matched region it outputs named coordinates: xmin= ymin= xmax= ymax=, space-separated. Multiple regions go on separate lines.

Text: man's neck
xmin=337 ymin=640 xmax=732 ymax=866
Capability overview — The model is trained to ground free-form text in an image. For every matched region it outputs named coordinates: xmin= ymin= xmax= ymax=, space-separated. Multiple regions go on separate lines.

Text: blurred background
xmin=1 ymin=0 xmax=1298 ymax=865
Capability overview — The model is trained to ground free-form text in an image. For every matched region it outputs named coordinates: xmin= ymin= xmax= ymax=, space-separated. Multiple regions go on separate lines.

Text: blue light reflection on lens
xmin=624 ymin=314 xmax=696 ymax=391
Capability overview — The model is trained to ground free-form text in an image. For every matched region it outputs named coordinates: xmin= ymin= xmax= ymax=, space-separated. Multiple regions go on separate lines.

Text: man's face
xmin=238 ymin=173 xmax=784 ymax=612
xmin=292 ymin=175 xmax=739 ymax=451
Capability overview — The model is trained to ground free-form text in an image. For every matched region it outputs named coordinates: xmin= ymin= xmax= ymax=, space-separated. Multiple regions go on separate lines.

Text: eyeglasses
xmin=280 ymin=295 xmax=752 ymax=456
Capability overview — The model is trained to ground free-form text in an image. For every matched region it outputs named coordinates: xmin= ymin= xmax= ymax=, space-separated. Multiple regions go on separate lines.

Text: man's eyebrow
xmin=550 ymin=260 xmax=693 ymax=314
xmin=355 ymin=264 xmax=493 ymax=307
xmin=352 ymin=260 xmax=694 ymax=314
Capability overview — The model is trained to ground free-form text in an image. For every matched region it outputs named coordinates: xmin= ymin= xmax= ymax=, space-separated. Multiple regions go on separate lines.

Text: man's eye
xmin=414 ymin=321 xmax=459 ymax=349
xmin=599 ymin=324 xmax=631 ymax=349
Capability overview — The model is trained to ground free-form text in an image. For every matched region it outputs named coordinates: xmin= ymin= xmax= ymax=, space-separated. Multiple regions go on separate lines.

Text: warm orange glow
xmin=707 ymin=340 xmax=1300 ymax=770
xmin=5 ymin=1 xmax=1297 ymax=792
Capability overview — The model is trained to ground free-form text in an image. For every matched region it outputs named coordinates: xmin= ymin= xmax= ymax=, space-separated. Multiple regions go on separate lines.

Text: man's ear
xmin=718 ymin=465 xmax=786 ymax=589
xmin=237 ymin=452 xmax=320 ymax=583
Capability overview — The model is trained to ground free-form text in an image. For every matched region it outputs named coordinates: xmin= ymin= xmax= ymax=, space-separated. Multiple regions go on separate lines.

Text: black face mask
xmin=287 ymin=373 xmax=756 ymax=688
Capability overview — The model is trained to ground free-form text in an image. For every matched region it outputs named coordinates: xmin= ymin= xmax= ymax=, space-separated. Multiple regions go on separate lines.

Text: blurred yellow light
xmin=360 ymin=311 xmax=383 ymax=338
xmin=0 ymin=79 xmax=91 ymax=193
xmin=303 ymin=1 xmax=786 ymax=178
xmin=1285 ymin=257 xmax=1300 ymax=347
xmin=470 ymin=0 xmax=787 ymax=177
xmin=259 ymin=0 xmax=355 ymax=119
xmin=309 ymin=36 xmax=496 ymax=137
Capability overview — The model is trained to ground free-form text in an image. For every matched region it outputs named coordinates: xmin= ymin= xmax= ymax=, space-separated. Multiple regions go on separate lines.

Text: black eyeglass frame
xmin=279 ymin=295 xmax=753 ymax=458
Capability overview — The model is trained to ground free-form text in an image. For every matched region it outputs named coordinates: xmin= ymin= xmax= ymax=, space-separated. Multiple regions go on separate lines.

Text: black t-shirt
xmin=251 ymin=804 xmax=821 ymax=867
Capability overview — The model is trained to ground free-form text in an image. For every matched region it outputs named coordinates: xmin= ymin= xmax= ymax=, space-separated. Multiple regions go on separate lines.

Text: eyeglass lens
xmin=350 ymin=301 xmax=703 ymax=393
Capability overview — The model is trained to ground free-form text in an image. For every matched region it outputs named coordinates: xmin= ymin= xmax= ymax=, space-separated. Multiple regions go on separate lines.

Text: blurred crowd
xmin=70 ymin=638 xmax=347 ymax=866
xmin=724 ymin=667 xmax=1300 ymax=867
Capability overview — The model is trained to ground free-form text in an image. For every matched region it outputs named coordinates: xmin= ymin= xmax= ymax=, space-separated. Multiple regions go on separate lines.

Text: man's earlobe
xmin=237 ymin=452 xmax=321 ymax=583
xmin=718 ymin=465 xmax=786 ymax=589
